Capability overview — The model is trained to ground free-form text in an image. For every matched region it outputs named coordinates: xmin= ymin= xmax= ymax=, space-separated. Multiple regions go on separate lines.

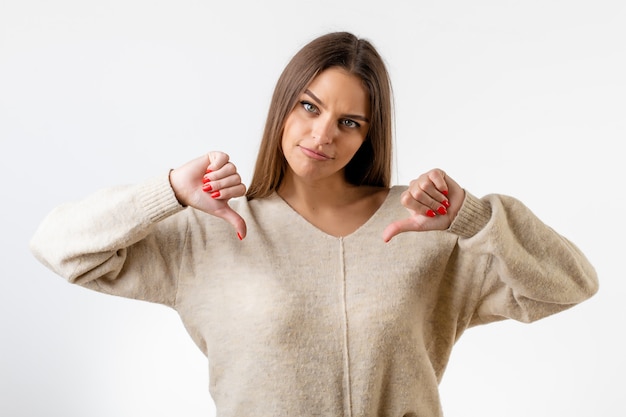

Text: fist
xmin=382 ymin=169 xmax=464 ymax=242
xmin=169 ymin=151 xmax=247 ymax=239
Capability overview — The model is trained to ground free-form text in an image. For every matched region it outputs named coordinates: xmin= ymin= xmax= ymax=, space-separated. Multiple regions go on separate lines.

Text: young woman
xmin=30 ymin=32 xmax=598 ymax=417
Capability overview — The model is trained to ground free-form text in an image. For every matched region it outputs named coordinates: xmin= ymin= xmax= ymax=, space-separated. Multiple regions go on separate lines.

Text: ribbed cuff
xmin=137 ymin=173 xmax=186 ymax=224
xmin=448 ymin=192 xmax=492 ymax=238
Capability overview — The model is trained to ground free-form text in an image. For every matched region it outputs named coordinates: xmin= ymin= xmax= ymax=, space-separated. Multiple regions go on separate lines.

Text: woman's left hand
xmin=382 ymin=169 xmax=465 ymax=242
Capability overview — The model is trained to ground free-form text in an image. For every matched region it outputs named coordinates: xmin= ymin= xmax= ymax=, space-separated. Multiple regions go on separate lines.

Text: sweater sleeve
xmin=29 ymin=173 xmax=187 ymax=307
xmin=448 ymin=192 xmax=599 ymax=326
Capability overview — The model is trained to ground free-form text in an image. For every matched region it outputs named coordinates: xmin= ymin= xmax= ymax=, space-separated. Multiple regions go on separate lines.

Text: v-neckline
xmin=270 ymin=186 xmax=401 ymax=240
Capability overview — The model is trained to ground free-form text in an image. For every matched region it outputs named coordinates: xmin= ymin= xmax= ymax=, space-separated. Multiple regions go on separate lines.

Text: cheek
xmin=280 ymin=123 xmax=297 ymax=161
xmin=282 ymin=117 xmax=298 ymax=146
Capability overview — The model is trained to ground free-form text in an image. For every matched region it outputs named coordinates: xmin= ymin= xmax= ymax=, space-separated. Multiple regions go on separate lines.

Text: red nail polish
xmin=442 ymin=199 xmax=450 ymax=208
xmin=202 ymin=183 xmax=212 ymax=192
xmin=206 ymin=168 xmax=213 ymax=174
xmin=211 ymin=191 xmax=221 ymax=198
xmin=202 ymin=177 xmax=211 ymax=184
xmin=426 ymin=209 xmax=436 ymax=218
xmin=437 ymin=206 xmax=447 ymax=215
xmin=237 ymin=232 xmax=243 ymax=241
xmin=442 ymin=190 xmax=448 ymax=196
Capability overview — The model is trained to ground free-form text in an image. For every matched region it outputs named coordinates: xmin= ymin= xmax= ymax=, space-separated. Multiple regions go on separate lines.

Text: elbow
xmin=579 ymin=267 xmax=599 ymax=301
xmin=30 ymin=237 xmax=126 ymax=285
xmin=30 ymin=237 xmax=68 ymax=280
xmin=567 ymin=254 xmax=599 ymax=303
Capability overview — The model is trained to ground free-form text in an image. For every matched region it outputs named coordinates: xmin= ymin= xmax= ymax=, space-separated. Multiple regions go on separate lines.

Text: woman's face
xmin=281 ymin=67 xmax=370 ymax=184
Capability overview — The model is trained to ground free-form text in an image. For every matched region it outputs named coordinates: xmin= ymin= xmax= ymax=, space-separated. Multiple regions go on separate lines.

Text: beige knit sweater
xmin=30 ymin=174 xmax=598 ymax=417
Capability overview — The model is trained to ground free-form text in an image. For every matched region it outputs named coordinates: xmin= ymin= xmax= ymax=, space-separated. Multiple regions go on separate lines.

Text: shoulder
xmin=384 ymin=185 xmax=408 ymax=209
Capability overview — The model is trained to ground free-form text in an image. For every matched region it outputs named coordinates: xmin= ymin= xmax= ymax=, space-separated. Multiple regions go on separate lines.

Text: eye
xmin=340 ymin=119 xmax=360 ymax=128
xmin=300 ymin=101 xmax=319 ymax=114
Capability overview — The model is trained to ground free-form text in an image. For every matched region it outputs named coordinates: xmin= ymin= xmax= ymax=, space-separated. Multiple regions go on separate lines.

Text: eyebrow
xmin=304 ymin=89 xmax=370 ymax=123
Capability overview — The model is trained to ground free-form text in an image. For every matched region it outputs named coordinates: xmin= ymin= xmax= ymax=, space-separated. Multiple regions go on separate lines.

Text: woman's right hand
xmin=169 ymin=151 xmax=247 ymax=239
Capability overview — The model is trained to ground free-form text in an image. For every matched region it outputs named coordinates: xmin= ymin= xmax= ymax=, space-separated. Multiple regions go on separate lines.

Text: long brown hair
xmin=246 ymin=32 xmax=393 ymax=200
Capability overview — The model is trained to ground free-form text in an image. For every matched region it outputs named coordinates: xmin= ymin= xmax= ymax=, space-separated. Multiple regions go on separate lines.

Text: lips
xmin=298 ymin=145 xmax=333 ymax=161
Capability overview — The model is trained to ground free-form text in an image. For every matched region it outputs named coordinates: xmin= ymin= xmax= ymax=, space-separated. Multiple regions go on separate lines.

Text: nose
xmin=312 ymin=116 xmax=336 ymax=145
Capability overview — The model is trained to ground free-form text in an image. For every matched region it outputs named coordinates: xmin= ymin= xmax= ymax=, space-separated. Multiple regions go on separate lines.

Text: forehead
xmin=306 ymin=67 xmax=370 ymax=113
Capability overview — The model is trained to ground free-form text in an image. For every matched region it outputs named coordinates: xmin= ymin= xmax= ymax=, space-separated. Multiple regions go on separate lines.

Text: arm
xmin=30 ymin=174 xmax=186 ymax=305
xmin=30 ymin=152 xmax=247 ymax=306
xmin=452 ymin=192 xmax=599 ymax=324
xmin=384 ymin=169 xmax=598 ymax=324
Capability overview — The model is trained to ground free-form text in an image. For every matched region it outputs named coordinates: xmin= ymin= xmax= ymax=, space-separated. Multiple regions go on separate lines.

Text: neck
xmin=277 ymin=170 xmax=359 ymax=209
xmin=275 ymin=169 xmax=389 ymax=238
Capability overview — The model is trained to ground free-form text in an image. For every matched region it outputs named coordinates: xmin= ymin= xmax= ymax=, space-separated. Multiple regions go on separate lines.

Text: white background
xmin=1 ymin=1 xmax=624 ymax=416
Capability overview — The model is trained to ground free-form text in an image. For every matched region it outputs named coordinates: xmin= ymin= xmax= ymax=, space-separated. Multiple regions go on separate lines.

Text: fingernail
xmin=426 ymin=209 xmax=436 ymax=218
xmin=442 ymin=190 xmax=449 ymax=196
xmin=442 ymin=199 xmax=450 ymax=208
xmin=202 ymin=183 xmax=212 ymax=192
xmin=206 ymin=168 xmax=213 ymax=174
xmin=437 ymin=205 xmax=447 ymax=215
xmin=210 ymin=191 xmax=221 ymax=198
xmin=237 ymin=232 xmax=243 ymax=241
xmin=202 ymin=177 xmax=211 ymax=184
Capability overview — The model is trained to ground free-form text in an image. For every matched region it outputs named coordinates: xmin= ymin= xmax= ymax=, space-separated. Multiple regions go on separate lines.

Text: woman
xmin=30 ymin=32 xmax=598 ymax=417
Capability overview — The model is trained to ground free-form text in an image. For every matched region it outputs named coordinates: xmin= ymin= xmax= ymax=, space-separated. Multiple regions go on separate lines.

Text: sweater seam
xmin=172 ymin=214 xmax=190 ymax=310
xmin=473 ymin=253 xmax=495 ymax=325
xmin=338 ymin=237 xmax=353 ymax=417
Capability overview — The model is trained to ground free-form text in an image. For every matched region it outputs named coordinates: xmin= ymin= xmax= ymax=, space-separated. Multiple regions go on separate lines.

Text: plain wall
xmin=1 ymin=1 xmax=624 ymax=416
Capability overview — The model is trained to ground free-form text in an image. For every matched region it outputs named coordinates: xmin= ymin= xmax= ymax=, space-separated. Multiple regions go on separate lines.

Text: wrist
xmin=168 ymin=169 xmax=188 ymax=207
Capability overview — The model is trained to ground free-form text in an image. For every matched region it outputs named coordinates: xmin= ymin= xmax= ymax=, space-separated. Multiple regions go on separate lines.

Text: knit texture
xmin=30 ymin=174 xmax=598 ymax=417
